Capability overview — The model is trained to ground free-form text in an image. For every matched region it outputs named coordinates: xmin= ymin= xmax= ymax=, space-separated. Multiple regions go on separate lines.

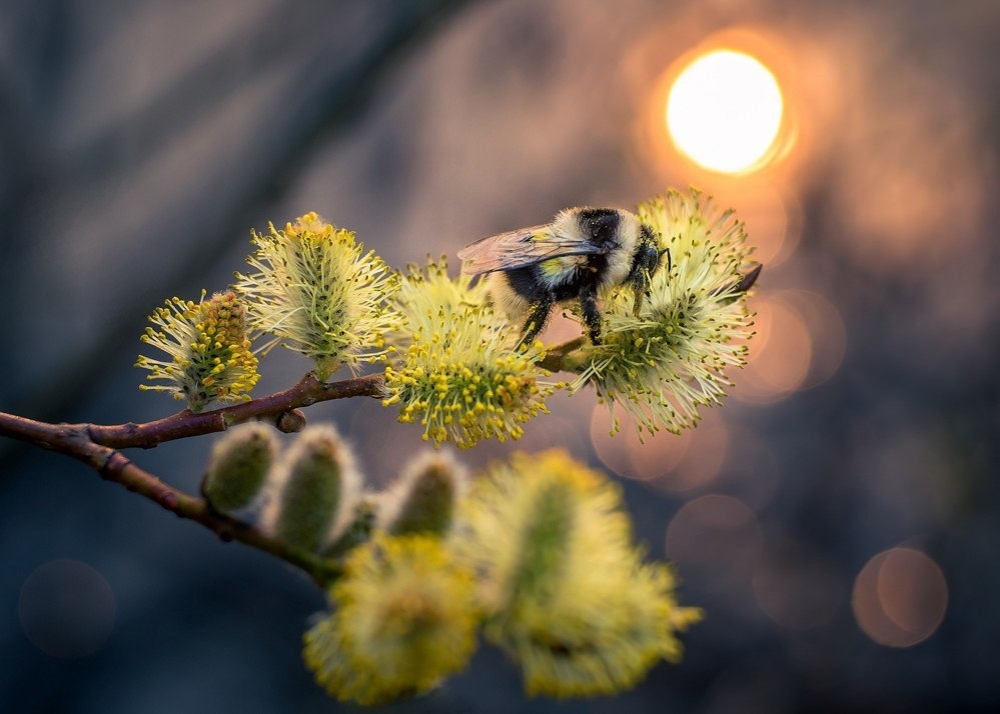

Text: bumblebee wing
xmin=458 ymin=226 xmax=603 ymax=275
xmin=457 ymin=226 xmax=547 ymax=274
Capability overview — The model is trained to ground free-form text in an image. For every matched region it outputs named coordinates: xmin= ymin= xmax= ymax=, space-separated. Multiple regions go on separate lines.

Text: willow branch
xmin=538 ymin=336 xmax=587 ymax=372
xmin=74 ymin=371 xmax=386 ymax=449
xmin=0 ymin=371 xmax=385 ymax=584
xmin=0 ymin=409 xmax=342 ymax=587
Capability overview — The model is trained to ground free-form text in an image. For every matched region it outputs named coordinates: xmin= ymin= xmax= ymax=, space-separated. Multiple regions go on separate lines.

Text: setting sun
xmin=666 ymin=49 xmax=784 ymax=174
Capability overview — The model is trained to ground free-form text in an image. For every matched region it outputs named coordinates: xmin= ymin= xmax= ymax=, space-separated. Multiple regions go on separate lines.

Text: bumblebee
xmin=458 ymin=207 xmax=667 ymax=345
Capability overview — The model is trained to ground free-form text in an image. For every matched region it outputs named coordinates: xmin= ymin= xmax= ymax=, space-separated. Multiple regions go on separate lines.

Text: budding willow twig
xmin=0 ymin=372 xmax=388 ymax=585
xmin=0 ymin=408 xmax=343 ymax=585
xmin=82 ymin=372 xmax=385 ymax=449
xmin=536 ymin=336 xmax=588 ymax=372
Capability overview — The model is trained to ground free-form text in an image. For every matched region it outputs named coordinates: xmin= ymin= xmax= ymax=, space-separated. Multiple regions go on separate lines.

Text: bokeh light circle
xmin=667 ymin=50 xmax=784 ymax=173
xmin=852 ymin=547 xmax=948 ymax=647
xmin=19 ymin=559 xmax=117 ymax=658
xmin=733 ymin=295 xmax=813 ymax=404
xmin=665 ymin=494 xmax=762 ymax=570
xmin=589 ymin=403 xmax=691 ymax=482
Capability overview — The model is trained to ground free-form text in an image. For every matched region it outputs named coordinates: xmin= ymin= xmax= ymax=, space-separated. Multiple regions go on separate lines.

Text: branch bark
xmin=537 ymin=336 xmax=587 ymax=373
xmin=0 ymin=371 xmax=387 ymax=586
xmin=88 ymin=372 xmax=385 ymax=449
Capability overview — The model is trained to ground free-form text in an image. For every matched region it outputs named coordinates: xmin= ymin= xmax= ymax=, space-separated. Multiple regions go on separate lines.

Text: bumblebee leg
xmin=519 ymin=295 xmax=553 ymax=346
xmin=579 ymin=284 xmax=602 ymax=344
xmin=635 ymin=248 xmax=669 ymax=316
xmin=631 ymin=273 xmax=649 ymax=317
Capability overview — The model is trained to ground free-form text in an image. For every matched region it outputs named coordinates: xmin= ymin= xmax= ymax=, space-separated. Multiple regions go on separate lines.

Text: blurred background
xmin=2 ymin=0 xmax=998 ymax=711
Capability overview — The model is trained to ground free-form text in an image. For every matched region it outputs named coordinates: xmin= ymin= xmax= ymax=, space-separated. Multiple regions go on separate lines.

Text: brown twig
xmin=85 ymin=372 xmax=386 ymax=449
xmin=0 ymin=410 xmax=341 ymax=585
xmin=0 ymin=371 xmax=386 ymax=586
xmin=537 ymin=336 xmax=587 ymax=373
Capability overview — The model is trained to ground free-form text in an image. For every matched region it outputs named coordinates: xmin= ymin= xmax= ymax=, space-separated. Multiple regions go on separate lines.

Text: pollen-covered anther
xmin=382 ymin=260 xmax=555 ymax=449
xmin=568 ymin=188 xmax=759 ymax=436
xmin=453 ymin=451 xmax=701 ymax=697
xmin=452 ymin=450 xmax=703 ymax=698
xmin=302 ymin=534 xmax=479 ymax=705
xmin=234 ymin=212 xmax=398 ymax=381
xmin=135 ymin=291 xmax=260 ymax=411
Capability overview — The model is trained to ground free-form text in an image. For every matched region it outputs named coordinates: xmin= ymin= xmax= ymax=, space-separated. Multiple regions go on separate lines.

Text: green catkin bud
xmin=201 ymin=423 xmax=278 ymax=513
xmin=377 ymin=451 xmax=467 ymax=537
xmin=264 ymin=425 xmax=361 ymax=552
xmin=323 ymin=499 xmax=376 ymax=559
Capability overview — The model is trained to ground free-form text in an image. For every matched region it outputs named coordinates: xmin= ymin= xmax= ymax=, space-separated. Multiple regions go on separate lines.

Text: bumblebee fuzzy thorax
xmin=563 ymin=208 xmax=641 ymax=289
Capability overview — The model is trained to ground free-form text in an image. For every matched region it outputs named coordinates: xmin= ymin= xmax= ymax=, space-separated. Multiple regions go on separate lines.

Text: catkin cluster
xmin=202 ymin=425 xmax=700 ymax=704
xmin=134 ymin=191 xmax=760 ymax=702
xmin=136 ymin=191 xmax=757 ymax=441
